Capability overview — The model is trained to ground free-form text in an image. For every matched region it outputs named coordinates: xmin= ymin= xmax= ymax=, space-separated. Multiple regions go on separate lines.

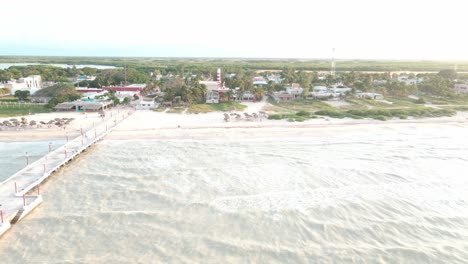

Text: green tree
xmin=14 ymin=90 xmax=30 ymax=100
xmin=438 ymin=69 xmax=457 ymax=80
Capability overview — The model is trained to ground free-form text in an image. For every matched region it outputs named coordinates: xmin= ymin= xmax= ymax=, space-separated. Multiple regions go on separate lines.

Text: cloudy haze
xmin=2 ymin=0 xmax=467 ymax=60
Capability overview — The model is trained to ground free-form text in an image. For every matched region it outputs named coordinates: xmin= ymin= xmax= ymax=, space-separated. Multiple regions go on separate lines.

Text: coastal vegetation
xmin=188 ymin=102 xmax=247 ymax=113
xmin=267 ymin=106 xmax=456 ymax=122
xmin=2 ymin=56 xmax=468 ymax=72
xmin=0 ymin=103 xmax=51 ymax=117
xmin=314 ymin=108 xmax=456 ymax=121
xmin=268 ymin=111 xmax=318 ymax=122
xmin=33 ymin=83 xmax=81 ymax=108
xmin=1 ymin=58 xmax=468 ymax=120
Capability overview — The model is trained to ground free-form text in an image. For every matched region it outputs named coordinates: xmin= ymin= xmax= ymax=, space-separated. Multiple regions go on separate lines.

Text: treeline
xmin=0 ymin=65 xmax=98 ymax=82
xmin=78 ymin=68 xmax=151 ymax=87
xmin=2 ymin=56 xmax=468 ymax=72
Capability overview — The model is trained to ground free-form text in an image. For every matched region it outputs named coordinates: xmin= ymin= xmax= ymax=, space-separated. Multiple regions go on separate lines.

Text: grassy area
xmin=187 ymin=104 xmax=213 ymax=113
xmin=344 ymin=98 xmax=411 ymax=109
xmin=209 ymin=102 xmax=247 ymax=111
xmin=0 ymin=96 xmax=19 ymax=102
xmin=265 ymin=98 xmax=334 ymax=113
xmin=266 ymin=95 xmax=461 ymax=121
xmin=151 ymin=107 xmax=166 ymax=112
xmin=167 ymin=108 xmax=185 ymax=114
xmin=384 ymin=97 xmax=422 ymax=107
xmin=0 ymin=103 xmax=51 ymax=117
xmin=424 ymin=95 xmax=468 ymax=105
xmin=447 ymin=106 xmax=468 ymax=111
xmin=268 ymin=110 xmax=318 ymax=122
xmin=315 ymin=108 xmax=455 ymax=121
xmin=187 ymin=102 xmax=247 ymax=114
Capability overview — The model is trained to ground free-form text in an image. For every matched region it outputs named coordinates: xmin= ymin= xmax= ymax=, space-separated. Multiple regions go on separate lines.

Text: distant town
xmin=0 ymin=59 xmax=467 ymax=122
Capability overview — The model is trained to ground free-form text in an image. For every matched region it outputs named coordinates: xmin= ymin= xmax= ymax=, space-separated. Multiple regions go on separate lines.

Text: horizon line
xmin=0 ymin=55 xmax=467 ymax=63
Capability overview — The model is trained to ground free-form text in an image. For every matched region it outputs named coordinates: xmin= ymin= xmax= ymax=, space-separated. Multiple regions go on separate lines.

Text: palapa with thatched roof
xmin=54 ymin=100 xmax=113 ymax=112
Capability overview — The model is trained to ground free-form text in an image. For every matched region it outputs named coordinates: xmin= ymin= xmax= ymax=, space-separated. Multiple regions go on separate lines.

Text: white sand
xmin=0 ymin=108 xmax=129 ymax=141
xmin=1 ymin=102 xmax=467 ymax=142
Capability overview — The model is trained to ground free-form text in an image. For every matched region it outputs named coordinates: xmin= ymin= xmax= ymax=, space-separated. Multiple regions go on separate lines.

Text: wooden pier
xmin=0 ymin=108 xmax=133 ymax=237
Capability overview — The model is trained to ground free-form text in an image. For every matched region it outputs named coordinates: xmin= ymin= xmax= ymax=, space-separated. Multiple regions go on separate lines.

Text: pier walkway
xmin=0 ymin=107 xmax=134 ymax=236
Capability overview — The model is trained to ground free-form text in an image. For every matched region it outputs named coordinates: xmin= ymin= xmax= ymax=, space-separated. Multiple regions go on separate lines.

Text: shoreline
xmin=1 ymin=109 xmax=467 ymax=142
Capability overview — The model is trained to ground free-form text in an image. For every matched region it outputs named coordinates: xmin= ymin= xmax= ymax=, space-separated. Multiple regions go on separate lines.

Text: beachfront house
xmin=253 ymin=77 xmax=268 ymax=86
xmin=356 ymin=92 xmax=384 ymax=100
xmin=270 ymin=83 xmax=303 ymax=102
xmin=231 ymin=89 xmax=255 ymax=102
xmin=330 ymin=85 xmax=352 ymax=96
xmin=132 ymin=99 xmax=157 ymax=110
xmin=206 ymin=89 xmax=221 ymax=103
xmin=201 ymin=81 xmax=231 ymax=104
xmin=286 ymin=84 xmax=304 ymax=99
xmin=271 ymin=91 xmax=294 ymax=102
xmin=454 ymin=83 xmax=468 ymax=94
xmin=397 ymin=75 xmax=423 ymax=85
xmin=267 ymin=74 xmax=283 ymax=84
xmin=308 ymin=86 xmax=336 ymax=100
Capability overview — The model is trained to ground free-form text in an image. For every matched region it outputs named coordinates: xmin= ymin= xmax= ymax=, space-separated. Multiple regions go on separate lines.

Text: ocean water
xmin=0 ymin=141 xmax=64 ymax=182
xmin=0 ymin=126 xmax=467 ymax=263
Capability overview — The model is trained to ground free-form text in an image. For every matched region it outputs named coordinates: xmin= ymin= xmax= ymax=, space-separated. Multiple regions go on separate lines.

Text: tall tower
xmin=330 ymin=48 xmax=336 ymax=77
xmin=217 ymin=68 xmax=222 ymax=85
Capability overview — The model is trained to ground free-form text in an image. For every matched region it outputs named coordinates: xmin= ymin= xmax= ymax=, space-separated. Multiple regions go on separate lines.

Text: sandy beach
xmin=1 ymin=102 xmax=467 ymax=142
xmin=0 ymin=108 xmax=128 ymax=141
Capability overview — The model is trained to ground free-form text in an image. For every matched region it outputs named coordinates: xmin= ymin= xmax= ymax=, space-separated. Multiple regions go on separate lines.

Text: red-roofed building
xmin=76 ymin=87 xmax=103 ymax=93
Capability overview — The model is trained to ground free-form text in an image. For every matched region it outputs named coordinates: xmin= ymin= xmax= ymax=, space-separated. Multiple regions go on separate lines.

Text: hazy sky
xmin=2 ymin=0 xmax=468 ymax=59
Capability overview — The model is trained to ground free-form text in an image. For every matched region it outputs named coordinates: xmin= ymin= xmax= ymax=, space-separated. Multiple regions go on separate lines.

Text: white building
xmin=267 ymin=74 xmax=283 ymax=84
xmin=132 ymin=99 xmax=156 ymax=110
xmin=253 ymin=77 xmax=268 ymax=86
xmin=397 ymin=75 xmax=423 ymax=85
xmin=356 ymin=92 xmax=384 ymax=100
xmin=5 ymin=75 xmax=42 ymax=95
xmin=454 ymin=83 xmax=468 ymax=93
xmin=232 ymin=89 xmax=255 ymax=102
xmin=313 ymin=86 xmax=328 ymax=92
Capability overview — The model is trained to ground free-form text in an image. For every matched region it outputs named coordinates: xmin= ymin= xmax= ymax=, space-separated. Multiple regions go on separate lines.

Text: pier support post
xmin=37 ymin=184 xmax=40 ymax=195
xmin=26 ymin=152 xmax=29 ymax=166
xmin=43 ymin=163 xmax=46 ymax=174
xmin=14 ymin=182 xmax=17 ymax=193
xmin=64 ymin=148 xmax=67 ymax=159
xmin=49 ymin=142 xmax=52 ymax=153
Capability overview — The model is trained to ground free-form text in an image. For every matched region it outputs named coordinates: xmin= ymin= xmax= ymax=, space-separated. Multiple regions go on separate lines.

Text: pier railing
xmin=0 ymin=106 xmax=134 ymax=235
